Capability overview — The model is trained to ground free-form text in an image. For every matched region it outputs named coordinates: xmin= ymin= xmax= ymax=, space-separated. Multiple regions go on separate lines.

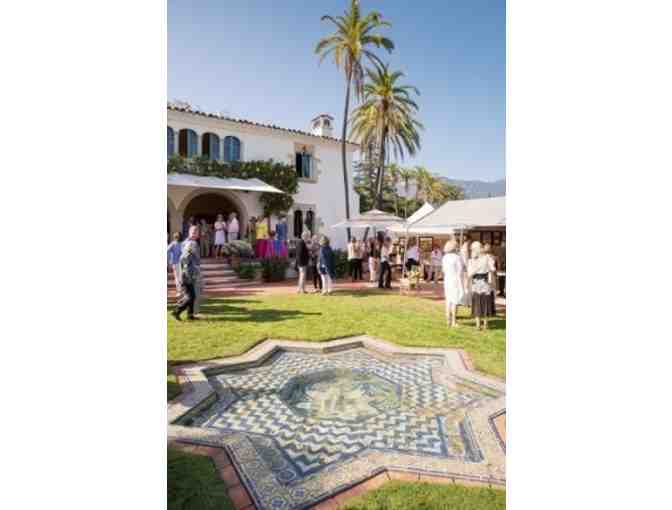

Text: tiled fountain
xmin=168 ymin=336 xmax=505 ymax=510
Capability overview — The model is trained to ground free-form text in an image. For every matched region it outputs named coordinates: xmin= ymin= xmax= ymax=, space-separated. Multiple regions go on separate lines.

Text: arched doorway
xmin=181 ymin=192 xmax=245 ymax=228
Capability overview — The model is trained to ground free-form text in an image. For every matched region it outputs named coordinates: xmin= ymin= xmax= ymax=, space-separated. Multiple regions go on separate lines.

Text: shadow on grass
xmin=459 ymin=316 xmax=506 ymax=331
xmin=189 ymin=300 xmax=322 ymax=324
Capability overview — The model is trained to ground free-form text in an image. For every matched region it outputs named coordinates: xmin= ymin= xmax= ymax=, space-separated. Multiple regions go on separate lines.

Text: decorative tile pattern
xmin=168 ymin=337 xmax=506 ymax=510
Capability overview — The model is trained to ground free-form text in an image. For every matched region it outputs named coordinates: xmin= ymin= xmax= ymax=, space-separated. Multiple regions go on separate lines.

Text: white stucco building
xmin=167 ymin=105 xmax=359 ymax=249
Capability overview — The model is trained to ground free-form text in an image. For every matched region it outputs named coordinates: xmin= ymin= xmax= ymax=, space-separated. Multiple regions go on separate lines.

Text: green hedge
xmin=168 ymin=154 xmax=298 ymax=218
xmin=260 ymin=256 xmax=289 ymax=282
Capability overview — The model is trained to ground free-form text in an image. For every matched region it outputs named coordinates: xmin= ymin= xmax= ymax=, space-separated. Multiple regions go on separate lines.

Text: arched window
xmin=178 ymin=129 xmax=198 ymax=157
xmin=293 ymin=210 xmax=303 ymax=238
xmin=305 ymin=210 xmax=315 ymax=235
xmin=223 ymin=136 xmax=241 ymax=162
xmin=202 ymin=133 xmax=220 ymax=160
xmin=167 ymin=127 xmax=175 ymax=157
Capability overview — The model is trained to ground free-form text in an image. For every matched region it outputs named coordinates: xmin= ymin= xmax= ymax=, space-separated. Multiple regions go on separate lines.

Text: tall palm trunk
xmin=374 ymin=124 xmax=388 ymax=209
xmin=342 ymin=68 xmax=353 ymax=241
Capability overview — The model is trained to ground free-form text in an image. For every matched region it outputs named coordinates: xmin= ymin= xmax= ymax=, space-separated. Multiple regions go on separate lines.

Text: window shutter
xmin=304 ymin=154 xmax=311 ymax=178
xmin=167 ymin=127 xmax=174 ymax=156
xmin=295 ymin=153 xmax=302 ymax=177
xmin=210 ymin=134 xmax=220 ymax=160
xmin=233 ymin=137 xmax=240 ymax=161
xmin=187 ymin=130 xmax=197 ymax=157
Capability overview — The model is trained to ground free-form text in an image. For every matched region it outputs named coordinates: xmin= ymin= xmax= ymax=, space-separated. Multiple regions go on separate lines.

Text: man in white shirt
xmin=378 ymin=237 xmax=392 ymax=289
xmin=429 ymin=245 xmax=443 ymax=283
xmin=405 ymin=242 xmax=420 ymax=272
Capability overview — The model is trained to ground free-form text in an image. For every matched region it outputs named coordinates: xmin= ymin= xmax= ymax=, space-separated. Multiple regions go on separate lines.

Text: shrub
xmin=333 ymin=249 xmax=349 ymax=279
xmin=227 ymin=240 xmax=254 ymax=259
xmin=235 ymin=262 xmax=257 ymax=280
xmin=260 ymin=256 xmax=289 ymax=282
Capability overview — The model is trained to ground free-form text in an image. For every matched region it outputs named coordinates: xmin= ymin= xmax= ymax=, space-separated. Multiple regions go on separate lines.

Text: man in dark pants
xmin=378 ymin=237 xmax=392 ymax=289
xmin=172 ymin=243 xmax=199 ymax=321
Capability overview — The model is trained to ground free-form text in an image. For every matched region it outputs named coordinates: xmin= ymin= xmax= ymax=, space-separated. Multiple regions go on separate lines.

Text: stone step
xmin=168 ymin=277 xmax=241 ymax=286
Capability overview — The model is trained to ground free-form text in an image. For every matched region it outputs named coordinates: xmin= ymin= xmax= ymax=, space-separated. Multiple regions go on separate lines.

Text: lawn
xmin=342 ymin=481 xmax=506 ymax=510
xmin=168 ymin=289 xmax=505 ymax=379
xmin=167 ymin=448 xmax=234 ymax=510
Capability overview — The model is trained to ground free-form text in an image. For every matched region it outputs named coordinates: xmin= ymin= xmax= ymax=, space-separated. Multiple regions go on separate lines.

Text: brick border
xmin=169 ymin=440 xmax=503 ymax=510
xmin=169 ymin=440 xmax=256 ymax=510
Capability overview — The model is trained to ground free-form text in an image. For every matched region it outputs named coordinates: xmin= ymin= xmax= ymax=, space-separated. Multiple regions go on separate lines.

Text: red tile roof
xmin=168 ymin=105 xmax=357 ymax=146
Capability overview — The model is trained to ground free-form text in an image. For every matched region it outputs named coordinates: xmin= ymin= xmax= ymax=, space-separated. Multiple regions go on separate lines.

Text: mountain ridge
xmin=443 ymin=178 xmax=506 ymax=199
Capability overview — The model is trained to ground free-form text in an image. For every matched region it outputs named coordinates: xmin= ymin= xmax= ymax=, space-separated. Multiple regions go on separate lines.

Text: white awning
xmin=167 ymin=172 xmax=284 ymax=194
xmin=332 ymin=209 xmax=404 ymax=229
xmin=392 ymin=197 xmax=505 ymax=236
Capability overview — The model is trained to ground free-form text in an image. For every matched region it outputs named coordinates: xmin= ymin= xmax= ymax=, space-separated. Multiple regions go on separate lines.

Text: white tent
xmin=331 ymin=209 xmax=404 ymax=229
xmin=406 ymin=202 xmax=435 ymax=224
xmin=399 ymin=196 xmax=505 ymax=235
xmin=167 ymin=172 xmax=285 ymax=194
xmin=395 ymin=197 xmax=505 ymax=277
xmin=387 ymin=202 xmax=435 ymax=234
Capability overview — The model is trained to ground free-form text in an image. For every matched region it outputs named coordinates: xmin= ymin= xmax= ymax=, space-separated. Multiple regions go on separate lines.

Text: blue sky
xmin=168 ymin=0 xmax=505 ymax=181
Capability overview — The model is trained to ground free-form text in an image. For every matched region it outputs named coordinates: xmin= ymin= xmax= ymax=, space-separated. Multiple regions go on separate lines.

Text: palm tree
xmin=413 ymin=166 xmax=432 ymax=202
xmin=315 ymin=0 xmax=393 ymax=238
xmin=397 ymin=166 xmax=417 ymax=218
xmin=350 ymin=62 xmax=423 ymax=209
xmin=387 ymin=163 xmax=402 ymax=216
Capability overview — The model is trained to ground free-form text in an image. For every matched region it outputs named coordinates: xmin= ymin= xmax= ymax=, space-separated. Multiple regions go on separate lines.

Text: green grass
xmin=168 ymin=290 xmax=505 ymax=378
xmin=167 ymin=448 xmax=234 ymax=510
xmin=342 ymin=481 xmax=506 ymax=510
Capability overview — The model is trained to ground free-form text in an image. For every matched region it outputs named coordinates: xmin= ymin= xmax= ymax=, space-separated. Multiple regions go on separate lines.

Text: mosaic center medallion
xmin=279 ymin=368 xmax=401 ymax=422
xmin=170 ymin=339 xmax=506 ymax=510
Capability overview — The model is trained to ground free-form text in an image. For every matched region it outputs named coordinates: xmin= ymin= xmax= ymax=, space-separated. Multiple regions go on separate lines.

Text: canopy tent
xmin=397 ymin=196 xmax=505 ymax=235
xmin=406 ymin=202 xmax=435 ymax=224
xmin=331 ymin=209 xmax=404 ymax=229
xmin=395 ymin=196 xmax=506 ymax=279
xmin=387 ymin=202 xmax=435 ymax=234
xmin=167 ymin=172 xmax=284 ymax=194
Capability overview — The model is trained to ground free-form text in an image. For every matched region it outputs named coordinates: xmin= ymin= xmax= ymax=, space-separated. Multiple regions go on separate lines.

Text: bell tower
xmin=311 ymin=114 xmax=334 ymax=137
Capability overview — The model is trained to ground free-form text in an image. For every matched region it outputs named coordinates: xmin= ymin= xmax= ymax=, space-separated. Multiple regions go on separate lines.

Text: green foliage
xmin=354 ymin=158 xmax=465 ymax=216
xmin=167 ymin=448 xmax=234 ymax=510
xmin=168 ymin=154 xmax=298 ymax=218
xmin=235 ymin=262 xmax=257 ymax=280
xmin=260 ymin=256 xmax=290 ymax=282
xmin=333 ymin=249 xmax=349 ymax=279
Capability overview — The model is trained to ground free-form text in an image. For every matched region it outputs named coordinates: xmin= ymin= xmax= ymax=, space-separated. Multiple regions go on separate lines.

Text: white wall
xmin=168 ymin=109 xmax=359 ymax=249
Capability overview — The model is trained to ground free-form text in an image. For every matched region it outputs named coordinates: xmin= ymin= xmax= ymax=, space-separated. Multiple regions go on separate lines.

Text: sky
xmin=168 ymin=0 xmax=505 ymax=182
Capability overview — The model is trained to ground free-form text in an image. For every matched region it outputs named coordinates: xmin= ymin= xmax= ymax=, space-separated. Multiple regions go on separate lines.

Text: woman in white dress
xmin=227 ymin=212 xmax=239 ymax=242
xmin=468 ymin=241 xmax=497 ymax=330
xmin=441 ymin=235 xmax=465 ymax=328
xmin=459 ymin=236 xmax=471 ymax=305
xmin=213 ymin=214 xmax=227 ymax=258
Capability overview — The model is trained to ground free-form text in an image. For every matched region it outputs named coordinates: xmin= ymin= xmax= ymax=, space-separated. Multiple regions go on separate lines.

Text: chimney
xmin=311 ymin=114 xmax=334 ymax=137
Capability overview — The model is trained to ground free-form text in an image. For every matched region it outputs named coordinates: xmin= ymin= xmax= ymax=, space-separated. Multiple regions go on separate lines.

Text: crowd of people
xmin=295 ymin=232 xmax=336 ymax=295
xmin=169 ymin=217 xmax=506 ymax=327
xmin=441 ymin=235 xmax=505 ymax=330
xmin=180 ymin=212 xmax=240 ymax=259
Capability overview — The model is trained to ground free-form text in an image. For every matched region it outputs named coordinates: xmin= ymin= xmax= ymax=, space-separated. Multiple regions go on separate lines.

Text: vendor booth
xmin=389 ymin=196 xmax=506 ymax=292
